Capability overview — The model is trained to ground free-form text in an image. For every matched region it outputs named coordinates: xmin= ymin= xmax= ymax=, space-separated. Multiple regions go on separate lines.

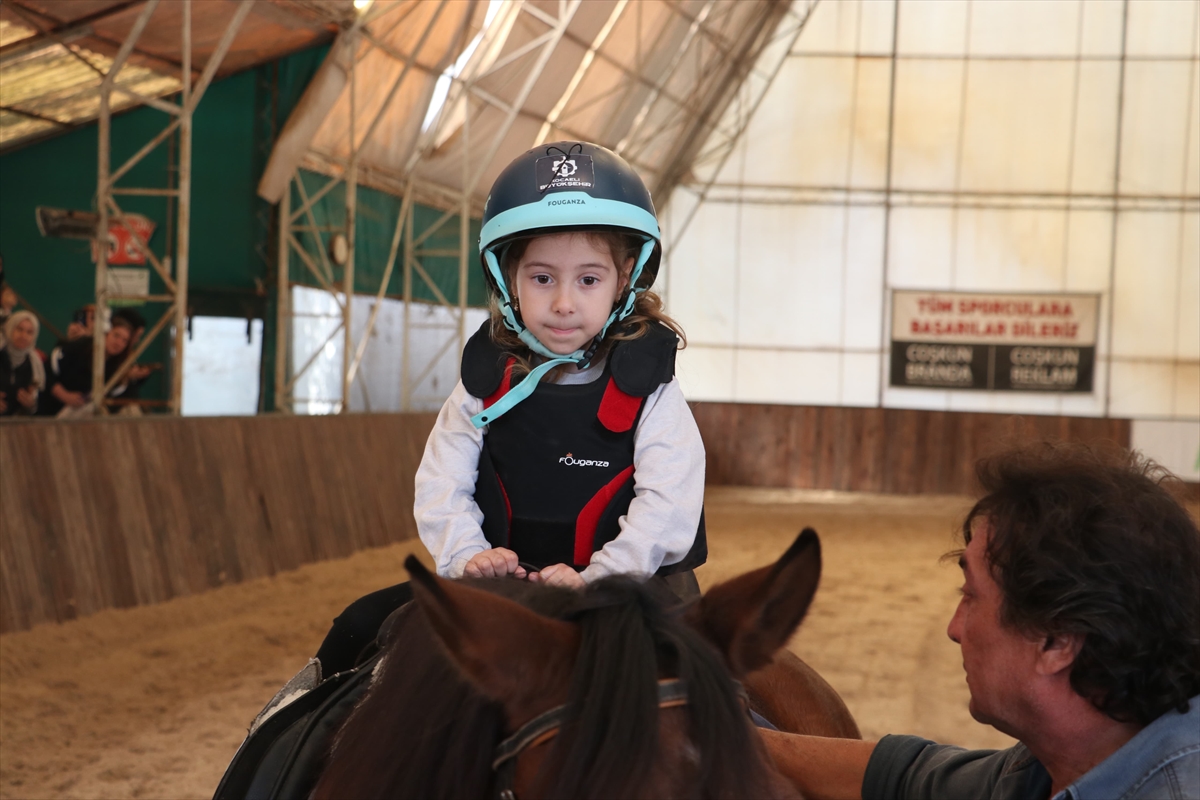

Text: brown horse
xmin=312 ymin=529 xmax=856 ymax=799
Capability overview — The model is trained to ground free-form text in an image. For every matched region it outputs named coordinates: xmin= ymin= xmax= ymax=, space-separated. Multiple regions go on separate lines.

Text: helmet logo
xmin=536 ymin=154 xmax=595 ymax=192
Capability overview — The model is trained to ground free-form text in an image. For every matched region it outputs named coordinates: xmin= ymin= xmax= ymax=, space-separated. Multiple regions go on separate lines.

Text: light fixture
xmin=353 ymin=0 xmax=373 ymax=13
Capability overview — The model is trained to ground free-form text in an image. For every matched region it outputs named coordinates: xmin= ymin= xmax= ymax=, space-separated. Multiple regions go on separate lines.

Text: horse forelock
xmin=315 ymin=577 xmax=782 ymax=800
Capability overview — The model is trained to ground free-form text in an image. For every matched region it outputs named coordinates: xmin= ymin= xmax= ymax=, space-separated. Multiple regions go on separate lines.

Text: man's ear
xmin=1035 ymin=632 xmax=1082 ymax=677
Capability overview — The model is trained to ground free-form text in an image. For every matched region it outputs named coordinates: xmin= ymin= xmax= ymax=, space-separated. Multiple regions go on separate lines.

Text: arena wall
xmin=0 ymin=406 xmax=1133 ymax=633
xmin=0 ymin=413 xmax=436 ymax=633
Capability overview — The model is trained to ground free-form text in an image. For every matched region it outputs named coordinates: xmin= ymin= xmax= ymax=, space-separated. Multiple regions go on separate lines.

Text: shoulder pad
xmin=610 ymin=322 xmax=678 ymax=397
xmin=461 ymin=320 xmax=508 ymax=399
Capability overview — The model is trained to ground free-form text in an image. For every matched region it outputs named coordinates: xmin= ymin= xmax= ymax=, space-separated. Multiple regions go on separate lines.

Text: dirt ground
xmin=1 ymin=488 xmax=1019 ymax=799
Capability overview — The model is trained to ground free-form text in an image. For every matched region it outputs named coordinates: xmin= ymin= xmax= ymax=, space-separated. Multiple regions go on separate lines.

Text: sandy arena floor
xmin=1 ymin=488 xmax=1019 ymax=799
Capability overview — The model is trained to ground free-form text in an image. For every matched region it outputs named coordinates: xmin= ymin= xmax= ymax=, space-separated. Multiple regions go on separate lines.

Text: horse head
xmin=314 ymin=529 xmax=824 ymax=800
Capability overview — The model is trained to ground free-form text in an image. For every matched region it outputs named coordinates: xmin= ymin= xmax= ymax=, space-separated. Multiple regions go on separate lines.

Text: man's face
xmin=946 ymin=518 xmax=1044 ymax=736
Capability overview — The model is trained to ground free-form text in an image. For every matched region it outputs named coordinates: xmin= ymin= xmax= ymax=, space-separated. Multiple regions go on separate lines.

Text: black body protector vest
xmin=461 ymin=321 xmax=707 ymax=576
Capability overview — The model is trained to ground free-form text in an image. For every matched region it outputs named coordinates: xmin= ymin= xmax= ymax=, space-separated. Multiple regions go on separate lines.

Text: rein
xmin=491 ymin=678 xmax=690 ymax=800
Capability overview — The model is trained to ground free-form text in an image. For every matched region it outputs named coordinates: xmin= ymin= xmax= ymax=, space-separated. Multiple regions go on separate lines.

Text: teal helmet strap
xmin=472 ymin=235 xmax=656 ymax=429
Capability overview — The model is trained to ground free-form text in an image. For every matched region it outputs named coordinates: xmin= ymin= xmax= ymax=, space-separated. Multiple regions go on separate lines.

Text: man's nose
xmin=946 ymin=603 xmax=963 ymax=644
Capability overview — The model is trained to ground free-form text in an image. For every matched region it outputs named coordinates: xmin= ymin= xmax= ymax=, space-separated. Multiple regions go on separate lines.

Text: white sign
xmin=106 ymin=267 xmax=150 ymax=306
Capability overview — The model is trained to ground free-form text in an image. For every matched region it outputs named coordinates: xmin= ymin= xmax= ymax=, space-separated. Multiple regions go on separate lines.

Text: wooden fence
xmin=0 ymin=413 xmax=436 ymax=633
xmin=691 ymin=402 xmax=1131 ymax=495
xmin=0 ymin=405 xmax=1133 ymax=632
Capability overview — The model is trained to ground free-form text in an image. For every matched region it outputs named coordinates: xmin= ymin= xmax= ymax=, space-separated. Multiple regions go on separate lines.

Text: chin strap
xmin=472 ymin=237 xmax=656 ymax=430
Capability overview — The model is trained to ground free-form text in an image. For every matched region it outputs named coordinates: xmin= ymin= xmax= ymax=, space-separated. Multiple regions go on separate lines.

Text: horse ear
xmin=404 ymin=556 xmax=579 ymax=721
xmin=691 ymin=528 xmax=822 ymax=676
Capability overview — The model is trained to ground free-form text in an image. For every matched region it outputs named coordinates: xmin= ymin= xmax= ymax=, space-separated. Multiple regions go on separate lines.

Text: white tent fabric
xmin=663 ymin=0 xmax=1199 ymax=422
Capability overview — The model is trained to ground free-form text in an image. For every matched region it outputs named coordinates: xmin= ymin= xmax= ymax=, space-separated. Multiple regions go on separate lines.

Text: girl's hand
xmin=530 ymin=563 xmax=586 ymax=590
xmin=464 ymin=548 xmax=527 ymax=579
xmin=16 ymin=387 xmax=36 ymax=411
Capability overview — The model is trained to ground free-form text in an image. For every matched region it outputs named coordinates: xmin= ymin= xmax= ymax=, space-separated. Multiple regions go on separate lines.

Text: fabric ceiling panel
xmin=307 ymin=0 xmax=477 ymax=172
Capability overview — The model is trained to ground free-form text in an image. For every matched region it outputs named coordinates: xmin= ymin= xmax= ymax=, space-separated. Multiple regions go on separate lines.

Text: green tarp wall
xmin=0 ymin=42 xmax=485 ymax=410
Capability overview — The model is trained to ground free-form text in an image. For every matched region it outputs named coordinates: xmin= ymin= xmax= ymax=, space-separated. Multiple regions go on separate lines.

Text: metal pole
xmin=342 ymin=46 xmax=357 ymax=413
xmin=93 ymin=77 xmax=111 ymax=411
xmin=171 ymin=0 xmax=192 ymax=414
xmin=459 ymin=80 xmax=470 ymax=357
xmin=401 ymin=191 xmax=413 ymax=410
xmin=276 ymin=180 xmax=291 ymax=411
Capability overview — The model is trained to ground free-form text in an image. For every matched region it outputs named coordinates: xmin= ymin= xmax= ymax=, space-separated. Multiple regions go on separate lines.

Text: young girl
xmin=414 ymin=141 xmax=707 ymax=595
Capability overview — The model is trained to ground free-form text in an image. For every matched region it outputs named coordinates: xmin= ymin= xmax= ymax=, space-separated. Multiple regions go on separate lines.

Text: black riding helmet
xmin=478 ymin=141 xmax=662 ymax=360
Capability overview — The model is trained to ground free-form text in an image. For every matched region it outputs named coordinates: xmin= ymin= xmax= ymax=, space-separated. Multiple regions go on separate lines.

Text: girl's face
xmin=9 ymin=318 xmax=35 ymax=351
xmin=514 ymin=233 xmax=631 ymax=355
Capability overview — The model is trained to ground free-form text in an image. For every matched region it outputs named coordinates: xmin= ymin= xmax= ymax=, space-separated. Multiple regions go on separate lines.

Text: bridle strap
xmin=492 ymin=678 xmax=690 ymax=799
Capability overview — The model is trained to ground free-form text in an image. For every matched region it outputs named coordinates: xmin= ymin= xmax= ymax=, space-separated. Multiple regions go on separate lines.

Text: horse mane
xmin=313 ymin=577 xmax=779 ymax=800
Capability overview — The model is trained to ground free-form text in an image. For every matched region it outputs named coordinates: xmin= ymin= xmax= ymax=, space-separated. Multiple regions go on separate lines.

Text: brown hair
xmin=958 ymin=441 xmax=1200 ymax=725
xmin=488 ymin=230 xmax=685 ymax=380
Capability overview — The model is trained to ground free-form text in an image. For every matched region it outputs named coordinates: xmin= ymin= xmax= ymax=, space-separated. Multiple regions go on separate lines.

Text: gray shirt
xmin=863 ymin=694 xmax=1200 ymax=800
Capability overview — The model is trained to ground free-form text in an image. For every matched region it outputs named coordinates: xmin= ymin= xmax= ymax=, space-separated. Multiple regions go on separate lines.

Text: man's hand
xmin=16 ymin=387 xmax=36 ymax=411
xmin=464 ymin=547 xmax=527 ymax=579
xmin=529 ymin=563 xmax=586 ymax=590
xmin=128 ymin=364 xmax=152 ymax=381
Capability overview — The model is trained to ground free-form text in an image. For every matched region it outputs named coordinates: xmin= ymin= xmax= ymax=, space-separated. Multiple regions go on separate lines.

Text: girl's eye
xmin=581 ymin=276 xmax=599 ymax=286
xmin=533 ymin=274 xmax=551 ymax=285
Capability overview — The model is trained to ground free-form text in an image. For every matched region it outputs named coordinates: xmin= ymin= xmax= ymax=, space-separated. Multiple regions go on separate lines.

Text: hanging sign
xmin=890 ymin=290 xmax=1100 ymax=392
xmin=91 ymin=214 xmax=157 ymax=265
xmin=106 ymin=267 xmax=151 ymax=306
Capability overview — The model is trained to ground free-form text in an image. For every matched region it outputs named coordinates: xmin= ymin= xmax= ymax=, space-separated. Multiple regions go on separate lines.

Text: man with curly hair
xmin=763 ymin=442 xmax=1200 ymax=800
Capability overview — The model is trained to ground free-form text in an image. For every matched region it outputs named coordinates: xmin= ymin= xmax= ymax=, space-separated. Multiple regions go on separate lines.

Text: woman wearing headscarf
xmin=0 ymin=310 xmax=46 ymax=416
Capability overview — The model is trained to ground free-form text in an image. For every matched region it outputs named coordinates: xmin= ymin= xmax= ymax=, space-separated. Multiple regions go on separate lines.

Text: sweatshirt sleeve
xmin=580 ymin=378 xmax=705 ymax=583
xmin=413 ymin=380 xmax=492 ymax=578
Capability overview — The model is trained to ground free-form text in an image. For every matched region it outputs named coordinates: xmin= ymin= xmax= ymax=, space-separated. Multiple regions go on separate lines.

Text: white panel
xmin=848 ymin=59 xmax=894 ymax=189
xmin=968 ymin=0 xmax=1081 ymax=57
xmin=891 ymin=59 xmax=966 ymax=190
xmin=1187 ymin=59 xmax=1200 ymax=198
xmin=882 ymin=384 xmax=951 ymax=411
xmin=674 ymin=345 xmax=734 ymax=402
xmin=1064 ymin=210 xmax=1114 ymax=292
xmin=844 ymin=206 xmax=887 ymax=349
xmin=958 ymin=61 xmax=1076 ymax=194
xmin=1125 ymin=0 xmax=1199 ymax=57
xmin=733 ymin=349 xmax=841 ymax=405
xmin=737 ymin=57 xmax=856 ymax=187
xmin=1069 ymin=62 xmax=1121 ymax=195
xmin=181 ymin=317 xmax=263 ymax=417
xmin=1175 ymin=363 xmax=1200 ymax=419
xmin=1120 ymin=62 xmax=1195 ymax=196
xmin=1079 ymin=0 xmax=1124 ymax=57
xmin=888 ymin=207 xmax=954 ymax=289
xmin=1131 ymin=419 xmax=1200 ymax=480
xmin=1178 ymin=213 xmax=1200 ymax=361
xmin=896 ymin=0 xmax=968 ymax=56
xmin=946 ymin=386 xmax=1063 ymax=415
xmin=737 ymin=205 xmax=846 ymax=348
xmin=1112 ymin=213 xmax=1187 ymax=359
xmin=953 ymin=208 xmax=1070 ymax=291
xmin=841 ymin=351 xmax=882 ymax=406
xmin=1108 ymin=360 xmax=1176 ymax=417
xmin=792 ymin=0 xmax=863 ymax=54
xmin=663 ymin=201 xmax=740 ymax=344
xmin=858 ymin=0 xmax=898 ymax=55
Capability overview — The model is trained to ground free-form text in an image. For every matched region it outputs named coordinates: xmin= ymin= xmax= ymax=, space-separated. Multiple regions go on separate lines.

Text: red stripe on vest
xmin=574 ymin=465 xmax=635 ymax=566
xmin=496 ymin=475 xmax=513 ymax=546
xmin=483 ymin=358 xmax=516 ymax=409
xmin=597 ymin=377 xmax=643 ymax=433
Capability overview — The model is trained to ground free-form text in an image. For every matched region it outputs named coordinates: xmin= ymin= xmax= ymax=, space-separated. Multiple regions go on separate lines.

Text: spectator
xmin=64 ymin=305 xmax=95 ymax=343
xmin=41 ymin=316 xmax=136 ymax=417
xmin=0 ymin=311 xmax=45 ymax=416
xmin=112 ymin=307 xmax=152 ymax=399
